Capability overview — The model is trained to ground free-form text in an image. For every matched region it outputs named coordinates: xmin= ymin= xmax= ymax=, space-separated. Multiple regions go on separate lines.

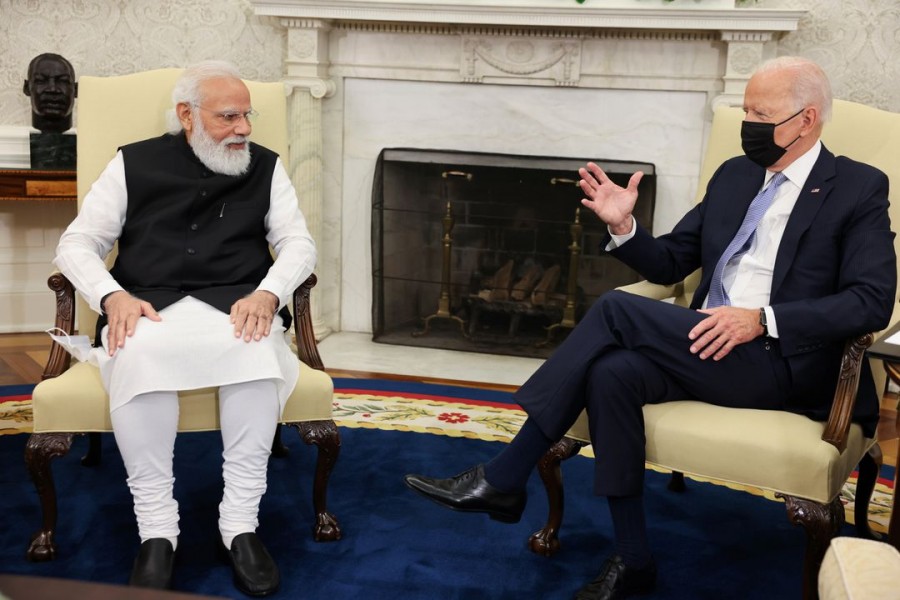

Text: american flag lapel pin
xmin=810 ymin=188 xmax=820 ymax=193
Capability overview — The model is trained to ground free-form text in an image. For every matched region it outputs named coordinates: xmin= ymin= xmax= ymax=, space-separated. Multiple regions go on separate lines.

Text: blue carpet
xmin=0 ymin=383 xmax=35 ymax=398
xmin=0 ymin=380 xmax=879 ymax=599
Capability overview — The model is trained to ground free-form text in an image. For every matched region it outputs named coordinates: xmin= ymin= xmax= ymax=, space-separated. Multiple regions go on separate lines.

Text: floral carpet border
xmin=333 ymin=391 xmax=526 ymax=442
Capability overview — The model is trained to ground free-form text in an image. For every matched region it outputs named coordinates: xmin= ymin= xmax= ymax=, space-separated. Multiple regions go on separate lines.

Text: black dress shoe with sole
xmin=129 ymin=538 xmax=175 ymax=590
xmin=575 ymin=555 xmax=657 ymax=600
xmin=404 ymin=464 xmax=526 ymax=523
xmin=219 ymin=532 xmax=280 ymax=597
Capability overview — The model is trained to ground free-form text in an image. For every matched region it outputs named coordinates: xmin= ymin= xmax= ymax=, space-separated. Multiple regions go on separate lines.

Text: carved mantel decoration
xmin=252 ymin=0 xmax=804 ymax=103
xmin=248 ymin=0 xmax=806 ymax=339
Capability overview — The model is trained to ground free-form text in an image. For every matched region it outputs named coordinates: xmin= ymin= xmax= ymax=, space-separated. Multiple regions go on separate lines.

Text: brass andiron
xmin=542 ymin=207 xmax=583 ymax=344
xmin=412 ymin=170 xmax=472 ymax=338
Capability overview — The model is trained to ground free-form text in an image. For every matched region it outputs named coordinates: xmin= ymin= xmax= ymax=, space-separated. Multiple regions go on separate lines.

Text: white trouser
xmin=110 ymin=379 xmax=280 ymax=549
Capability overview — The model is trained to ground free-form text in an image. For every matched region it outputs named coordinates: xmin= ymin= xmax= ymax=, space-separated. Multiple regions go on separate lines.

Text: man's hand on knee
xmin=230 ymin=290 xmax=279 ymax=342
xmin=104 ymin=291 xmax=161 ymax=355
xmin=689 ymin=306 xmax=762 ymax=361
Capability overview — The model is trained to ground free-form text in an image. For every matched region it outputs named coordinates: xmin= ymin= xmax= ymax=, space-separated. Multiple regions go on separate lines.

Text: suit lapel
xmin=770 ymin=146 xmax=836 ymax=298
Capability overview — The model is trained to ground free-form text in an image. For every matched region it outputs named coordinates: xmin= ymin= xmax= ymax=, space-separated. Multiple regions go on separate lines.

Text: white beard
xmin=188 ymin=113 xmax=251 ymax=176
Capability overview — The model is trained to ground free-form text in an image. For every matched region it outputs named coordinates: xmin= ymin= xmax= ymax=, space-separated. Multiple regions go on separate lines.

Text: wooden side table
xmin=0 ymin=168 xmax=76 ymax=202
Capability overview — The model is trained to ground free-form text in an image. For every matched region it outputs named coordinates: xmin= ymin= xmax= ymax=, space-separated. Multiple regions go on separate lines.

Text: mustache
xmin=221 ymin=136 xmax=248 ymax=146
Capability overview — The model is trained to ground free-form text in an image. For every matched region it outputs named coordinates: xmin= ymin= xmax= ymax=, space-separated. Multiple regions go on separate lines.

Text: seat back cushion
xmin=697 ymin=99 xmax=900 ymax=280
xmin=692 ymin=100 xmax=900 ymax=393
xmin=75 ymin=69 xmax=289 ymax=338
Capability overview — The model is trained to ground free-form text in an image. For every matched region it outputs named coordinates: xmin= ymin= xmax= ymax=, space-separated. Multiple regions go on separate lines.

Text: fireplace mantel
xmin=252 ymin=0 xmax=804 ymax=103
xmin=251 ymin=0 xmax=802 ymax=32
xmin=248 ymin=0 xmax=806 ymax=338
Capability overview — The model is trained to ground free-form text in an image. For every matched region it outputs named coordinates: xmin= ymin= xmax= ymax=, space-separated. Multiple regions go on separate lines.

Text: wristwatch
xmin=758 ymin=308 xmax=769 ymax=337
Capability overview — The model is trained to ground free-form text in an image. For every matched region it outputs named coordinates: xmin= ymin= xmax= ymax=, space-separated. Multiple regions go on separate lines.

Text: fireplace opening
xmin=372 ymin=148 xmax=656 ymax=359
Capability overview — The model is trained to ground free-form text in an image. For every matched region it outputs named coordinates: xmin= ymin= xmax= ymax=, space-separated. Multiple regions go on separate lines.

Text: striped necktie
xmin=706 ymin=172 xmax=788 ymax=308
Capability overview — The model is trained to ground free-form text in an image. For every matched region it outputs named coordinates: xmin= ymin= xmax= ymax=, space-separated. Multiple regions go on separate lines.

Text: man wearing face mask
xmin=404 ymin=56 xmax=896 ymax=599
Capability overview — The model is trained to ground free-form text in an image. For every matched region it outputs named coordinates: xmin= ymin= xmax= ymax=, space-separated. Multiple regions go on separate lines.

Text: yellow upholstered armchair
xmin=527 ymin=100 xmax=900 ymax=600
xmin=24 ymin=69 xmax=341 ymax=561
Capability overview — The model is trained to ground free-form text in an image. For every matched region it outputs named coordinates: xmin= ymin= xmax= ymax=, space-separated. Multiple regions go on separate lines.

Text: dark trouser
xmin=514 ymin=290 xmax=791 ymax=496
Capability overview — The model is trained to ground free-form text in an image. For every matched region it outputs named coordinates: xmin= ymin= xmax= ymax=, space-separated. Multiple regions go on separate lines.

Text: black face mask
xmin=740 ymin=108 xmax=804 ymax=168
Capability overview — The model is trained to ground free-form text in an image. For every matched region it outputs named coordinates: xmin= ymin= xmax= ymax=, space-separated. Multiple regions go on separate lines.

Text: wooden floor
xmin=3 ymin=331 xmax=897 ymax=467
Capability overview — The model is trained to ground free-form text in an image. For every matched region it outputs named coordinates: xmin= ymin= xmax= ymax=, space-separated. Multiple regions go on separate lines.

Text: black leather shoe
xmin=129 ymin=538 xmax=175 ymax=590
xmin=574 ymin=555 xmax=657 ymax=600
xmin=404 ymin=464 xmax=526 ymax=523
xmin=219 ymin=532 xmax=280 ymax=597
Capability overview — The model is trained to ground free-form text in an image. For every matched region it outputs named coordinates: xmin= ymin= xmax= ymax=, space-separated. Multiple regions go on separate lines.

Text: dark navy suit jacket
xmin=611 ymin=145 xmax=897 ymax=433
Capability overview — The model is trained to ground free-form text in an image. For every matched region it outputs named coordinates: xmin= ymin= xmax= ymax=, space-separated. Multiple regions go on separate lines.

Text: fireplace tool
xmin=541 ymin=202 xmax=583 ymax=346
xmin=412 ymin=170 xmax=472 ymax=338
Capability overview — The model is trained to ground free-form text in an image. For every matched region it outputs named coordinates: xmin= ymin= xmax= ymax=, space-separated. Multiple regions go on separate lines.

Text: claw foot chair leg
xmin=529 ymin=437 xmax=588 ymax=557
xmin=293 ymin=420 xmax=342 ymax=541
xmin=778 ymin=494 xmax=844 ymax=600
xmin=24 ymin=432 xmax=74 ymax=562
xmin=853 ymin=446 xmax=882 ymax=539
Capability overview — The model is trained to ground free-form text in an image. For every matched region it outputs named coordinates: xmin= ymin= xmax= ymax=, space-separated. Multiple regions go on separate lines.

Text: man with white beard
xmin=53 ymin=60 xmax=316 ymax=596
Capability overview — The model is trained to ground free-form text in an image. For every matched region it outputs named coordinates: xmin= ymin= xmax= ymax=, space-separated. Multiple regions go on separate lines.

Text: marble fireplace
xmin=249 ymin=0 xmax=805 ymax=344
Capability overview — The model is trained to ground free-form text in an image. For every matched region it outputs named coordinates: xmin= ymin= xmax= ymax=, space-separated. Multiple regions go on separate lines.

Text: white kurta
xmin=92 ymin=297 xmax=299 ymax=412
xmin=53 ymin=151 xmax=316 ymax=412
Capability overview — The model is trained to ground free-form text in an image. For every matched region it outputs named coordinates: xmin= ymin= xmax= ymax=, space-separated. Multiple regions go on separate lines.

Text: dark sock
xmin=608 ymin=494 xmax=652 ymax=569
xmin=483 ymin=418 xmax=554 ymax=493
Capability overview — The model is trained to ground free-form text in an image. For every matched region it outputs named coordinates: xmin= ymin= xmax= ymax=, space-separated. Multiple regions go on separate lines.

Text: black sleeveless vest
xmin=104 ymin=133 xmax=290 ymax=330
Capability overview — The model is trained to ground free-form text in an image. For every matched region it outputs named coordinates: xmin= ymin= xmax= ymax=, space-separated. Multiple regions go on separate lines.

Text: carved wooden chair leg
xmin=293 ymin=419 xmax=342 ymax=542
xmin=778 ymin=494 xmax=844 ymax=600
xmin=667 ymin=471 xmax=686 ymax=492
xmin=24 ymin=432 xmax=74 ymax=562
xmin=81 ymin=432 xmax=102 ymax=467
xmin=271 ymin=424 xmax=290 ymax=459
xmin=529 ymin=436 xmax=587 ymax=557
xmin=853 ymin=446 xmax=882 ymax=539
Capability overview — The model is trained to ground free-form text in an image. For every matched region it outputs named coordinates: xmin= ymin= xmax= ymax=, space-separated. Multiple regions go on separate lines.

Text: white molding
xmin=250 ymin=0 xmax=804 ymax=32
xmin=0 ymin=125 xmax=31 ymax=168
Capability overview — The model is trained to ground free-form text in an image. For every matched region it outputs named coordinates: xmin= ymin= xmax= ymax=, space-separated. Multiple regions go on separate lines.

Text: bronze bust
xmin=23 ymin=53 xmax=78 ymax=134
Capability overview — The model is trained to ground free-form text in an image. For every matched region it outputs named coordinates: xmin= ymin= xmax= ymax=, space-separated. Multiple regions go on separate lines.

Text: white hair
xmin=166 ymin=60 xmax=243 ymax=133
xmin=755 ymin=56 xmax=833 ymax=123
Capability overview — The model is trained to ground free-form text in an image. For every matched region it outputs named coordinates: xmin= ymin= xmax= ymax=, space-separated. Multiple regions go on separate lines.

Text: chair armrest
xmin=43 ymin=272 xmax=76 ymax=380
xmin=292 ymin=273 xmax=325 ymax=371
xmin=44 ymin=272 xmax=326 ymax=377
xmin=822 ymin=333 xmax=874 ymax=452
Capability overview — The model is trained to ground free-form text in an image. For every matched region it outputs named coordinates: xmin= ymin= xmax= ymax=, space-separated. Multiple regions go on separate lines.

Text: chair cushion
xmin=818 ymin=537 xmax=900 ymax=600
xmin=566 ymin=401 xmax=872 ymax=504
xmin=32 ymin=361 xmax=334 ymax=433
